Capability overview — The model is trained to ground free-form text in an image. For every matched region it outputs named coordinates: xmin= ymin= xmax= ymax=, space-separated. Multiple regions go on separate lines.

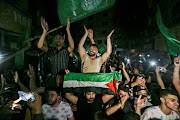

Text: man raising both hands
xmin=37 ymin=17 xmax=74 ymax=83
xmin=78 ymin=25 xmax=114 ymax=73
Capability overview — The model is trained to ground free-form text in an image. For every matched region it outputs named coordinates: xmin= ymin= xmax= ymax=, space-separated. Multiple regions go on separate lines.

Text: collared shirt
xmin=47 ymin=47 xmax=69 ymax=77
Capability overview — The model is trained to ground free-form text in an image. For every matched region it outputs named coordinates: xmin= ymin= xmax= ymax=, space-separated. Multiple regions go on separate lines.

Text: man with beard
xmin=78 ymin=25 xmax=114 ymax=73
xmin=65 ymin=88 xmax=114 ymax=120
xmin=37 ymin=17 xmax=74 ymax=81
xmin=141 ymin=89 xmax=180 ymax=120
xmin=42 ymin=88 xmax=75 ymax=120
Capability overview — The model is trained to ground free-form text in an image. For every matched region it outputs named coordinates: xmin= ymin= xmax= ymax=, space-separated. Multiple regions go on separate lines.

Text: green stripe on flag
xmin=64 ymin=71 xmax=122 ymax=93
xmin=64 ymin=71 xmax=121 ymax=82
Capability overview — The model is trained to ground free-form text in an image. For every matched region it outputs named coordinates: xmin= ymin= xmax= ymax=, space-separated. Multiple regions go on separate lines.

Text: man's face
xmin=119 ymin=90 xmax=128 ymax=98
xmin=133 ymin=68 xmax=139 ymax=75
xmin=101 ymin=66 xmax=106 ymax=73
xmin=54 ymin=35 xmax=64 ymax=46
xmin=137 ymin=90 xmax=147 ymax=96
xmin=84 ymin=92 xmax=96 ymax=103
xmin=162 ymin=94 xmax=179 ymax=111
xmin=88 ymin=46 xmax=98 ymax=56
xmin=47 ymin=91 xmax=60 ymax=106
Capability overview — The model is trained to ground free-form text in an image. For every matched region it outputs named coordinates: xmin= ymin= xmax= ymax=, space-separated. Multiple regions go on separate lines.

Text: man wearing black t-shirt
xmin=65 ymin=90 xmax=114 ymax=120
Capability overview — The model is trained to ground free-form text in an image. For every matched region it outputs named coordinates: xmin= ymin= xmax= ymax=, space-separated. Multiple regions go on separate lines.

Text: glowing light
xmin=150 ymin=61 xmax=156 ymax=66
xmin=147 ymin=55 xmax=150 ymax=57
xmin=11 ymin=97 xmax=22 ymax=110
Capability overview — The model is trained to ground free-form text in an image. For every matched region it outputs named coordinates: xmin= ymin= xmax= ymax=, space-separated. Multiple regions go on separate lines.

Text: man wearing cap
xmin=78 ymin=25 xmax=114 ymax=73
xmin=134 ymin=85 xmax=152 ymax=113
xmin=65 ymin=89 xmax=114 ymax=120
xmin=141 ymin=89 xmax=180 ymax=120
xmin=106 ymin=84 xmax=133 ymax=119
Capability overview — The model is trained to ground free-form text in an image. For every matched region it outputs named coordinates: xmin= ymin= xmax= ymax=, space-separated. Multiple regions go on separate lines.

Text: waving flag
xmin=156 ymin=5 xmax=180 ymax=56
xmin=57 ymin=0 xmax=115 ymax=26
xmin=63 ymin=71 xmax=122 ymax=94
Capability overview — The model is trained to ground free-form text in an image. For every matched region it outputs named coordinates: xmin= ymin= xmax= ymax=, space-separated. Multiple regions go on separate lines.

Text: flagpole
xmin=0 ymin=25 xmax=63 ymax=65
xmin=23 ymin=25 xmax=63 ymax=44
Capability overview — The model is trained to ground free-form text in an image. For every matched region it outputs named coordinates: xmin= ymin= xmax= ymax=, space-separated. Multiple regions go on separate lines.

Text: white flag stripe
xmin=63 ymin=80 xmax=109 ymax=88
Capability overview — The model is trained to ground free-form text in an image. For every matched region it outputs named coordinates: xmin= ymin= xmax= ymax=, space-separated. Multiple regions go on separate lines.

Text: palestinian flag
xmin=63 ymin=71 xmax=122 ymax=95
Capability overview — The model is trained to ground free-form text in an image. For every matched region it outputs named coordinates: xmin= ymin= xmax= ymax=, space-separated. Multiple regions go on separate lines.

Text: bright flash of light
xmin=0 ymin=55 xmax=3 ymax=60
xmin=147 ymin=55 xmax=150 ymax=57
xmin=11 ymin=97 xmax=22 ymax=110
xmin=127 ymin=59 xmax=130 ymax=63
xmin=150 ymin=61 xmax=156 ymax=66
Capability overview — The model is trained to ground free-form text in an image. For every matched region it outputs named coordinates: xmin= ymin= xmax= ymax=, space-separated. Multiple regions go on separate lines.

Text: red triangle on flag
xmin=105 ymin=79 xmax=118 ymax=93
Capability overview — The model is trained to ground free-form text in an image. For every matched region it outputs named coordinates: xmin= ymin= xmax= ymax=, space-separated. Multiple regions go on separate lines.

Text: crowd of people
xmin=0 ymin=16 xmax=180 ymax=120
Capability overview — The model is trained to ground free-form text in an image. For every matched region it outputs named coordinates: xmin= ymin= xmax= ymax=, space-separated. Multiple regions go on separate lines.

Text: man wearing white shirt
xmin=141 ymin=89 xmax=179 ymax=120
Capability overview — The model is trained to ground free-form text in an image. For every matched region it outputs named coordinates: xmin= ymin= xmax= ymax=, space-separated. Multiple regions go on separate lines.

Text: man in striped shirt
xmin=37 ymin=17 xmax=74 ymax=86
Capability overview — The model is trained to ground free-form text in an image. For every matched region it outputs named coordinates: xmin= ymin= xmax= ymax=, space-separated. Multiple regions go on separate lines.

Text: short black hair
xmin=46 ymin=87 xmax=60 ymax=96
xmin=92 ymin=111 xmax=107 ymax=120
xmin=123 ymin=111 xmax=140 ymax=120
xmin=90 ymin=44 xmax=98 ymax=49
xmin=118 ymin=84 xmax=129 ymax=93
xmin=159 ymin=89 xmax=178 ymax=98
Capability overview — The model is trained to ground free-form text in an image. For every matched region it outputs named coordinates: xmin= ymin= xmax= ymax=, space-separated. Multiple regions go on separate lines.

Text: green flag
xmin=57 ymin=0 xmax=115 ymax=26
xmin=64 ymin=71 xmax=122 ymax=94
xmin=156 ymin=5 xmax=180 ymax=56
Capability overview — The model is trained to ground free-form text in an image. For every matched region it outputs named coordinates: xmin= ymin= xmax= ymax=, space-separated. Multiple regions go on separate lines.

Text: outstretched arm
xmin=66 ymin=17 xmax=74 ymax=53
xmin=106 ymin=92 xmax=129 ymax=116
xmin=101 ymin=30 xmax=114 ymax=63
xmin=155 ymin=66 xmax=166 ymax=89
xmin=78 ymin=25 xmax=89 ymax=58
xmin=102 ymin=94 xmax=114 ymax=104
xmin=37 ymin=17 xmax=48 ymax=52
xmin=173 ymin=57 xmax=180 ymax=95
xmin=14 ymin=71 xmax=29 ymax=92
xmin=65 ymin=93 xmax=78 ymax=105
xmin=122 ymin=62 xmax=130 ymax=83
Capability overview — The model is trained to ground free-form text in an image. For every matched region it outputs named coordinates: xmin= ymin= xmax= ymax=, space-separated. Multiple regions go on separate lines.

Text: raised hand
xmin=41 ymin=17 xmax=49 ymax=32
xmin=27 ymin=92 xmax=42 ymax=114
xmin=84 ymin=25 xmax=89 ymax=35
xmin=122 ymin=62 xmax=126 ymax=70
xmin=14 ymin=71 xmax=19 ymax=83
xmin=65 ymin=69 xmax=70 ymax=74
xmin=155 ymin=66 xmax=160 ymax=73
xmin=27 ymin=64 xmax=35 ymax=79
xmin=1 ymin=74 xmax=6 ymax=87
xmin=120 ymin=92 xmax=129 ymax=109
xmin=174 ymin=57 xmax=180 ymax=67
xmin=66 ymin=16 xmax=70 ymax=32
xmin=88 ymin=29 xmax=93 ymax=39
xmin=136 ymin=95 xmax=147 ymax=107
xmin=109 ymin=66 xmax=113 ymax=72
xmin=107 ymin=29 xmax=114 ymax=38
xmin=70 ymin=103 xmax=77 ymax=112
